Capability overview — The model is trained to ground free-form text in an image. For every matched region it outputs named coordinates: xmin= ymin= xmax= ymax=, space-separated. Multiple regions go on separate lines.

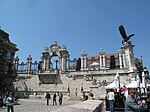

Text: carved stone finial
xmin=27 ymin=55 xmax=32 ymax=61
xmin=15 ymin=56 xmax=19 ymax=62
xmin=81 ymin=49 xmax=87 ymax=57
xmin=99 ymin=49 xmax=106 ymax=55
xmin=44 ymin=47 xmax=49 ymax=52
xmin=53 ymin=41 xmax=57 ymax=45
xmin=62 ymin=45 xmax=66 ymax=50
xmin=118 ymin=49 xmax=124 ymax=54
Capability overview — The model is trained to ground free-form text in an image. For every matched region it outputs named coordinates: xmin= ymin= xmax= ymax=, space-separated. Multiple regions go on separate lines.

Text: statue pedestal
xmin=121 ymin=42 xmax=136 ymax=72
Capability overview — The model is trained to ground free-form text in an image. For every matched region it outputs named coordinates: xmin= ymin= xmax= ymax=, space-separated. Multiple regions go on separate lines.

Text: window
xmin=7 ymin=52 xmax=11 ymax=60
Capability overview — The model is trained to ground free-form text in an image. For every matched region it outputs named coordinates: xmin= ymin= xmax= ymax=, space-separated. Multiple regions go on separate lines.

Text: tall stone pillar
xmin=81 ymin=57 xmax=84 ymax=70
xmin=59 ymin=45 xmax=69 ymax=72
xmin=118 ymin=49 xmax=123 ymax=68
xmin=119 ymin=54 xmax=123 ymax=68
xmin=14 ymin=56 xmax=19 ymax=72
xmin=99 ymin=55 xmax=102 ymax=69
xmin=99 ymin=49 xmax=106 ymax=69
xmin=121 ymin=42 xmax=136 ymax=72
xmin=26 ymin=55 xmax=32 ymax=73
xmin=43 ymin=58 xmax=46 ymax=70
xmin=61 ymin=57 xmax=65 ymax=71
xmin=66 ymin=56 xmax=70 ymax=71
xmin=41 ymin=47 xmax=49 ymax=71
xmin=46 ymin=58 xmax=50 ymax=70
xmin=122 ymin=53 xmax=126 ymax=68
xmin=81 ymin=50 xmax=87 ymax=71
xmin=84 ymin=57 xmax=87 ymax=70
xmin=103 ymin=55 xmax=106 ymax=68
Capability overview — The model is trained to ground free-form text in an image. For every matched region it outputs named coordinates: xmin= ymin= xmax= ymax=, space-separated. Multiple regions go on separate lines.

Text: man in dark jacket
xmin=58 ymin=93 xmax=63 ymax=105
xmin=45 ymin=92 xmax=51 ymax=106
xmin=53 ymin=93 xmax=57 ymax=106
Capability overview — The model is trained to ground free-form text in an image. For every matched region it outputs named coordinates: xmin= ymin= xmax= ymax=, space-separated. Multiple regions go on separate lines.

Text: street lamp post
xmin=67 ymin=82 xmax=70 ymax=91
xmin=81 ymin=83 xmax=83 ymax=91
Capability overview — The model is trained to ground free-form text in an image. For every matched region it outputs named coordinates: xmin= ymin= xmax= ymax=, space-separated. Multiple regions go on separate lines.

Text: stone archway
xmin=38 ymin=41 xmax=69 ymax=84
xmin=49 ymin=56 xmax=59 ymax=70
xmin=40 ymin=41 xmax=69 ymax=72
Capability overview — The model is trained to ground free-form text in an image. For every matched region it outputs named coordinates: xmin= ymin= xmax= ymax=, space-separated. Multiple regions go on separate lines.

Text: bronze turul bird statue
xmin=119 ymin=25 xmax=135 ymax=43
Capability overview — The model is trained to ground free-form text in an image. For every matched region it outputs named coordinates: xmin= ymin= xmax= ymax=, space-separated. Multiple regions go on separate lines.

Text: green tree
xmin=135 ymin=58 xmax=143 ymax=82
xmin=135 ymin=58 xmax=150 ymax=82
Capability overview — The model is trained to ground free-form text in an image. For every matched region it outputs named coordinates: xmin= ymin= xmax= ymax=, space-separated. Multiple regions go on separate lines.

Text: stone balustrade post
xmin=27 ymin=55 xmax=32 ymax=73
xmin=14 ymin=56 xmax=19 ymax=72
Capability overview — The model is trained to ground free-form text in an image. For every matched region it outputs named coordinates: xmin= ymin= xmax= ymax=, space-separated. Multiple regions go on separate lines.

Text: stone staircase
xmin=14 ymin=73 xmax=107 ymax=99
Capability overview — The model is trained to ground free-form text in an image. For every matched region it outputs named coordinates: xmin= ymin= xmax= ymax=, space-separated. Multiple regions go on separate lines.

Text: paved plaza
xmin=0 ymin=98 xmax=106 ymax=112
xmin=0 ymin=98 xmax=80 ymax=112
xmin=0 ymin=99 xmax=106 ymax=112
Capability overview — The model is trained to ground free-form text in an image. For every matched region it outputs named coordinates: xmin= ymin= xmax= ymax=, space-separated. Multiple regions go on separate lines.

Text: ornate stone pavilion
xmin=13 ymin=38 xmax=137 ymax=99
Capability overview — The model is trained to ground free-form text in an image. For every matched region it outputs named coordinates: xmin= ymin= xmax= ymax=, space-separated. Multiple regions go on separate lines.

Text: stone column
xmin=81 ymin=57 xmax=84 ymax=70
xmin=46 ymin=58 xmax=50 ymax=70
xmin=61 ymin=53 xmax=68 ymax=72
xmin=61 ymin=57 xmax=65 ymax=71
xmin=83 ymin=57 xmax=87 ymax=70
xmin=14 ymin=56 xmax=19 ymax=72
xmin=122 ymin=53 xmax=126 ymax=68
xmin=41 ymin=47 xmax=49 ymax=71
xmin=99 ymin=49 xmax=106 ymax=69
xmin=118 ymin=49 xmax=123 ymax=69
xmin=66 ymin=57 xmax=70 ymax=71
xmin=81 ymin=50 xmax=87 ymax=71
xmin=43 ymin=58 xmax=46 ymax=70
xmin=103 ymin=55 xmax=106 ymax=69
xmin=119 ymin=53 xmax=123 ymax=68
xmin=99 ymin=55 xmax=102 ymax=69
xmin=26 ymin=55 xmax=32 ymax=73
xmin=59 ymin=45 xmax=69 ymax=72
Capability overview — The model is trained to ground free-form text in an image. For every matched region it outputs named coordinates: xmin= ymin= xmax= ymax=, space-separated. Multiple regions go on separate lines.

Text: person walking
xmin=45 ymin=92 xmax=51 ymax=106
xmin=6 ymin=92 xmax=15 ymax=112
xmin=125 ymin=89 xmax=145 ymax=112
xmin=75 ymin=88 xmax=78 ymax=96
xmin=58 ymin=92 xmax=63 ymax=105
xmin=107 ymin=89 xmax=115 ymax=112
xmin=53 ymin=93 xmax=57 ymax=106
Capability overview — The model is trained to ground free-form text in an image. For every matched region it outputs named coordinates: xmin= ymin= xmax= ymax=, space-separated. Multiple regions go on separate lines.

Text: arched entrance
xmin=38 ymin=41 xmax=69 ymax=84
xmin=50 ymin=56 xmax=59 ymax=70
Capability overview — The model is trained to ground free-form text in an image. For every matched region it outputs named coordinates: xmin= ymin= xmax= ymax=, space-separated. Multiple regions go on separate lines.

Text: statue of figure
xmin=119 ymin=25 xmax=135 ymax=43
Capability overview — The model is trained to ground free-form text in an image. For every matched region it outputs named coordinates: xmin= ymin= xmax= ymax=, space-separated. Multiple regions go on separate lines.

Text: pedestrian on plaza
xmin=53 ymin=93 xmax=57 ymax=106
xmin=6 ymin=92 xmax=15 ymax=112
xmin=45 ymin=92 xmax=51 ymax=106
xmin=89 ymin=93 xmax=94 ymax=100
xmin=125 ymin=89 xmax=145 ymax=112
xmin=107 ymin=89 xmax=115 ymax=112
xmin=75 ymin=88 xmax=78 ymax=96
xmin=58 ymin=92 xmax=63 ymax=105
